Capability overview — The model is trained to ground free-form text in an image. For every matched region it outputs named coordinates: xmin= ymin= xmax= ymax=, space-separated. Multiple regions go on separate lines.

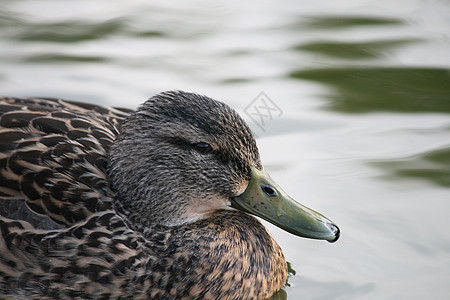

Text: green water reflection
xmin=3 ymin=18 xmax=123 ymax=43
xmin=133 ymin=30 xmax=166 ymax=38
xmin=290 ymin=67 xmax=450 ymax=113
xmin=24 ymin=54 xmax=109 ymax=63
xmin=293 ymin=15 xmax=403 ymax=30
xmin=294 ymin=39 xmax=419 ymax=60
xmin=373 ymin=147 xmax=450 ymax=188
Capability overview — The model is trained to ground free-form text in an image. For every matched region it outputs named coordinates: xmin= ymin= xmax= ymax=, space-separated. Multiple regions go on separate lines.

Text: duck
xmin=0 ymin=90 xmax=339 ymax=299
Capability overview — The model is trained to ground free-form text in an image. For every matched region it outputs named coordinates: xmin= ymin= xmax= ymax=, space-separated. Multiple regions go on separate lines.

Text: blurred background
xmin=1 ymin=0 xmax=449 ymax=299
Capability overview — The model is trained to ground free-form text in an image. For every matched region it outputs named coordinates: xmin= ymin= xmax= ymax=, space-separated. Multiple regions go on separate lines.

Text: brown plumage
xmin=0 ymin=91 xmax=339 ymax=299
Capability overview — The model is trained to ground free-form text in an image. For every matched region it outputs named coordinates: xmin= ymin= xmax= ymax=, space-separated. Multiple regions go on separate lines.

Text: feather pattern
xmin=0 ymin=97 xmax=131 ymax=229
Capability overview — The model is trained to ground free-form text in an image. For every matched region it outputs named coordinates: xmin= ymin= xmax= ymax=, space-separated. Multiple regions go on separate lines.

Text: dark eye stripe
xmin=194 ymin=142 xmax=212 ymax=153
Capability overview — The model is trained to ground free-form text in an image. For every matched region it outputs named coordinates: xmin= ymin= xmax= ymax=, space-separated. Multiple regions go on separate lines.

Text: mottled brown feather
xmin=0 ymin=97 xmax=130 ymax=228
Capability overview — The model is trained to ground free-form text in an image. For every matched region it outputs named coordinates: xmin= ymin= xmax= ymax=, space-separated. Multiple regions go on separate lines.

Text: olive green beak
xmin=231 ymin=167 xmax=340 ymax=243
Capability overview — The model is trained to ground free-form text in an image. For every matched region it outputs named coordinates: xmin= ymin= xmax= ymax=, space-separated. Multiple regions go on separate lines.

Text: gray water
xmin=1 ymin=0 xmax=449 ymax=299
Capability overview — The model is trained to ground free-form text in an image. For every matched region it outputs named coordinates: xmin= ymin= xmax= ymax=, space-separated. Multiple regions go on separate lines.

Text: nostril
xmin=261 ymin=185 xmax=277 ymax=197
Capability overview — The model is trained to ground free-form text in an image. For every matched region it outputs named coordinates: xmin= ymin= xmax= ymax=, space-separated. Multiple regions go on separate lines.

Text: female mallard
xmin=0 ymin=91 xmax=339 ymax=299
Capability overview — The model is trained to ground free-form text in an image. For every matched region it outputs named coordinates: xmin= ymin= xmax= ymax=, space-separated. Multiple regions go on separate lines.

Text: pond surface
xmin=1 ymin=0 xmax=449 ymax=299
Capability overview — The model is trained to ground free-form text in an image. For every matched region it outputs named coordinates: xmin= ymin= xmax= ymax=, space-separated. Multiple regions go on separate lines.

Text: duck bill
xmin=231 ymin=167 xmax=339 ymax=243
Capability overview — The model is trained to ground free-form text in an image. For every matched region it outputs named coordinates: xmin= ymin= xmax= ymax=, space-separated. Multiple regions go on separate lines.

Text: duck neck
xmin=123 ymin=209 xmax=288 ymax=299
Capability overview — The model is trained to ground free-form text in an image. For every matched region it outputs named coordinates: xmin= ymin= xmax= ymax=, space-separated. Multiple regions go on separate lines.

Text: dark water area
xmin=1 ymin=0 xmax=449 ymax=299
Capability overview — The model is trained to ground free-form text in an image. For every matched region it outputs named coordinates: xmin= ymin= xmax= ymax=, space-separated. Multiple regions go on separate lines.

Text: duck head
xmin=108 ymin=90 xmax=339 ymax=242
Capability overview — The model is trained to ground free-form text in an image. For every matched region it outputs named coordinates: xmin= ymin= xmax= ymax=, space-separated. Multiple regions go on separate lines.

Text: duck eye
xmin=194 ymin=142 xmax=212 ymax=153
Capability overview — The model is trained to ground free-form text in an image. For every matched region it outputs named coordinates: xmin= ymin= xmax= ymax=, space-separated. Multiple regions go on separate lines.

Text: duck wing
xmin=0 ymin=97 xmax=132 ymax=229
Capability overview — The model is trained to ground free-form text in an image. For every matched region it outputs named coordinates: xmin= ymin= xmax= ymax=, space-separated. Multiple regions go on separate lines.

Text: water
xmin=1 ymin=0 xmax=449 ymax=299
